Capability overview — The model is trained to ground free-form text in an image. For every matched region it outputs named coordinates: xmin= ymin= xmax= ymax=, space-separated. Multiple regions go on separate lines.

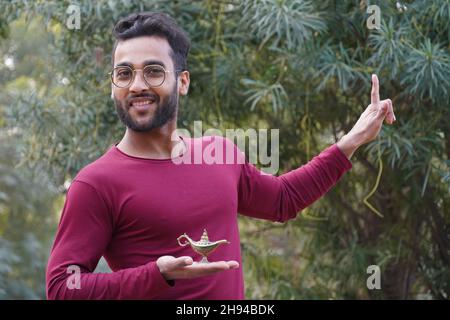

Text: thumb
xmin=377 ymin=101 xmax=388 ymax=119
xmin=167 ymin=256 xmax=193 ymax=270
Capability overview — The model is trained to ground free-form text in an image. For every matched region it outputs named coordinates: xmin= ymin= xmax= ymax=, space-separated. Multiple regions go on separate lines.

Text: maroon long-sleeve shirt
xmin=46 ymin=135 xmax=352 ymax=299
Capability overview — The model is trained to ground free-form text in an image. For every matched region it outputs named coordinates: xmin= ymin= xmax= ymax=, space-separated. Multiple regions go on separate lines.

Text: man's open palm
xmin=157 ymin=255 xmax=239 ymax=281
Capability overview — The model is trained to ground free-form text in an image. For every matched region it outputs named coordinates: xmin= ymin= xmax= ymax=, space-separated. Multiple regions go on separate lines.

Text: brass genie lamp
xmin=177 ymin=229 xmax=230 ymax=263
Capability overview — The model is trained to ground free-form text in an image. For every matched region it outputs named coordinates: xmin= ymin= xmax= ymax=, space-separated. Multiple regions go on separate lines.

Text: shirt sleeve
xmin=46 ymin=180 xmax=173 ymax=300
xmin=237 ymin=144 xmax=352 ymax=222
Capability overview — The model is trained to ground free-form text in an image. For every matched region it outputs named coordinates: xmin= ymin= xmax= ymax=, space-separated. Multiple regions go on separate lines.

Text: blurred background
xmin=0 ymin=0 xmax=449 ymax=299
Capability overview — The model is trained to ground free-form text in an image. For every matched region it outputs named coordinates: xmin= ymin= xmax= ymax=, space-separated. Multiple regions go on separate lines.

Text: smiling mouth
xmin=129 ymin=98 xmax=157 ymax=111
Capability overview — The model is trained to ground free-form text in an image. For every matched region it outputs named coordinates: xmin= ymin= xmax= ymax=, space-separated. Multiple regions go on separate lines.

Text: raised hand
xmin=337 ymin=74 xmax=396 ymax=159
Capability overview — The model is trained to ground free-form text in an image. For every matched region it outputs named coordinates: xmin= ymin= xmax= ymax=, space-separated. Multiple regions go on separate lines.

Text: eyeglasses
xmin=109 ymin=64 xmax=181 ymax=88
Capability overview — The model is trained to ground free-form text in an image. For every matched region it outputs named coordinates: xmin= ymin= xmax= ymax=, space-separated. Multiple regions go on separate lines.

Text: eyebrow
xmin=115 ymin=60 xmax=166 ymax=69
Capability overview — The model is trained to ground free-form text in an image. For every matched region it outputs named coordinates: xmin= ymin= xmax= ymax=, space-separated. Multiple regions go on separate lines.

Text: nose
xmin=128 ymin=69 xmax=148 ymax=93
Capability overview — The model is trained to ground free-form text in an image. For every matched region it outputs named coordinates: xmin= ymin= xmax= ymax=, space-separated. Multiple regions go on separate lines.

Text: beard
xmin=114 ymin=82 xmax=178 ymax=132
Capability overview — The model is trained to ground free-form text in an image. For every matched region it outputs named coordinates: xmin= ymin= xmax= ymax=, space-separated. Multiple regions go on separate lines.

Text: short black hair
xmin=112 ymin=12 xmax=190 ymax=72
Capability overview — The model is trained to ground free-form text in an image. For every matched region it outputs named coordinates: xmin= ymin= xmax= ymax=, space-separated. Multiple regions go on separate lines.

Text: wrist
xmin=156 ymin=263 xmax=175 ymax=285
xmin=336 ymin=134 xmax=361 ymax=159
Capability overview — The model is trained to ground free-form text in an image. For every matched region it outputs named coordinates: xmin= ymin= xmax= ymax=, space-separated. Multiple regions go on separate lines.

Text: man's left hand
xmin=337 ymin=74 xmax=396 ymax=159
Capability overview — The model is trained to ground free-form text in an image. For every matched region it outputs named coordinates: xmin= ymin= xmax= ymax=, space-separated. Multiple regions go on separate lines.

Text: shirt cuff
xmin=330 ymin=144 xmax=353 ymax=171
xmin=147 ymin=261 xmax=175 ymax=290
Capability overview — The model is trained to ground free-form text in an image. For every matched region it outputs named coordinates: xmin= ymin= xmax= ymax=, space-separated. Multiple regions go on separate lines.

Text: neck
xmin=116 ymin=120 xmax=184 ymax=159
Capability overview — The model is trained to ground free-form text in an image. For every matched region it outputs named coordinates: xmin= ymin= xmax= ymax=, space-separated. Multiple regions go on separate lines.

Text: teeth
xmin=132 ymin=100 xmax=154 ymax=106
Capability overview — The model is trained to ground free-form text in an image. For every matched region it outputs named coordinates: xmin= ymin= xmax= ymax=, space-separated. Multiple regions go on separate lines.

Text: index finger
xmin=371 ymin=74 xmax=380 ymax=104
xmin=194 ymin=261 xmax=239 ymax=268
xmin=186 ymin=260 xmax=239 ymax=273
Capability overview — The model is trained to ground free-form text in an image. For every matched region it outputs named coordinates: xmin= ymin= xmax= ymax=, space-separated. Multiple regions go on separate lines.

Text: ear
xmin=178 ymin=71 xmax=190 ymax=96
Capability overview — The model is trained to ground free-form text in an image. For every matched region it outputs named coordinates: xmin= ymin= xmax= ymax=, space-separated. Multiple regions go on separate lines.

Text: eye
xmin=115 ymin=68 xmax=132 ymax=79
xmin=145 ymin=66 xmax=165 ymax=78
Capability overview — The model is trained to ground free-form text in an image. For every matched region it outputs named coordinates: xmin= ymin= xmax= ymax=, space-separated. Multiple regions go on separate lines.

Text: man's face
xmin=112 ymin=36 xmax=189 ymax=132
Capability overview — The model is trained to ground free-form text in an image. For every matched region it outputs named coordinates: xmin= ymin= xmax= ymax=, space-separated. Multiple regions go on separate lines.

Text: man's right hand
xmin=156 ymin=255 xmax=239 ymax=281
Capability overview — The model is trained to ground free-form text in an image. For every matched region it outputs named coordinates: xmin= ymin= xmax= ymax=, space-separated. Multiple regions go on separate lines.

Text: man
xmin=46 ymin=12 xmax=395 ymax=300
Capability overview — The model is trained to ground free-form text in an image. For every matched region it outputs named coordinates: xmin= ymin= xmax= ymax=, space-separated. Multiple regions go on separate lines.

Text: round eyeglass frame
xmin=109 ymin=64 xmax=182 ymax=88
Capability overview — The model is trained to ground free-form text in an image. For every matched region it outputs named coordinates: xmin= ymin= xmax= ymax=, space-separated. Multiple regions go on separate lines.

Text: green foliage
xmin=0 ymin=0 xmax=449 ymax=299
xmin=240 ymin=0 xmax=326 ymax=50
xmin=0 ymin=134 xmax=56 ymax=299
xmin=401 ymin=38 xmax=450 ymax=102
